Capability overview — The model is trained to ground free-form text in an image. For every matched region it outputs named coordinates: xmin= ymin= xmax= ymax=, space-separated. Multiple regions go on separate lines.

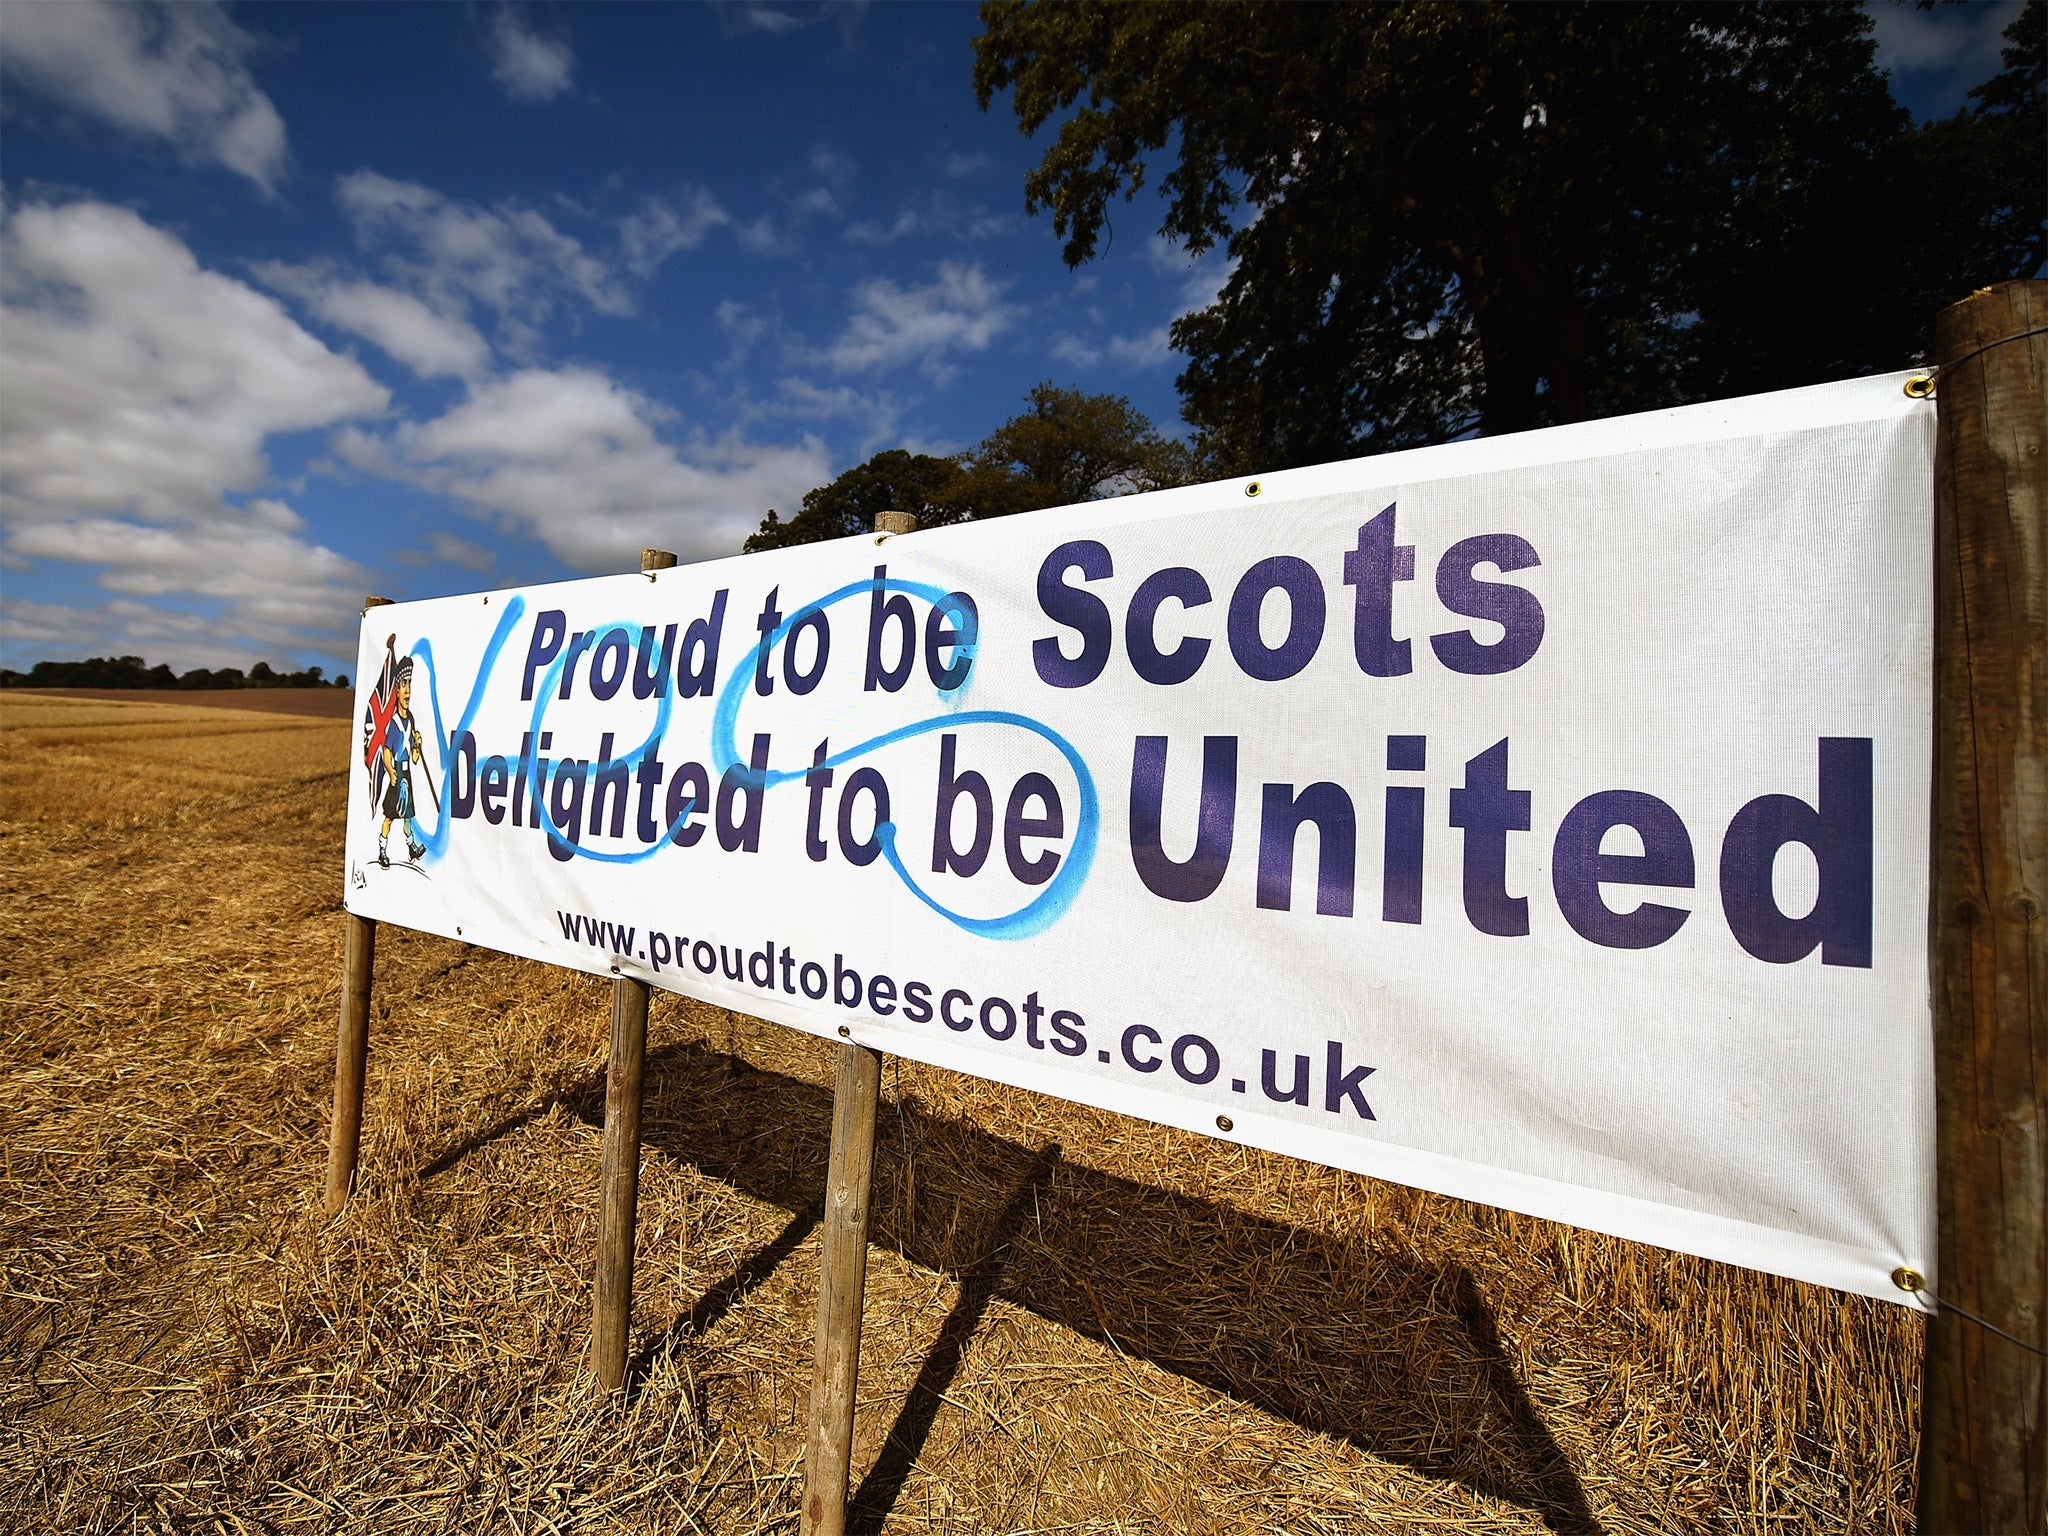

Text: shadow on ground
xmin=430 ymin=1037 xmax=1601 ymax=1536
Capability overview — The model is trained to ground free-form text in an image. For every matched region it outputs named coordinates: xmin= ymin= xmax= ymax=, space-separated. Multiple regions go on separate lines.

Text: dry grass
xmin=0 ymin=693 xmax=1922 ymax=1533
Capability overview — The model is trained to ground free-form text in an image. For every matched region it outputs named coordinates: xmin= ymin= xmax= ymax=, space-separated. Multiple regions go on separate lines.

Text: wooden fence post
xmin=1918 ymin=279 xmax=2046 ymax=1535
xmin=802 ymin=511 xmax=914 ymax=1535
xmin=803 ymin=1035 xmax=884 ymax=1535
xmin=325 ymin=594 xmax=394 ymax=1215
xmin=592 ymin=547 xmax=677 ymax=1392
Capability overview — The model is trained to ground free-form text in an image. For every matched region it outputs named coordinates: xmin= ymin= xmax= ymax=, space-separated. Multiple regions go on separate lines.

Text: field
xmin=0 ymin=693 xmax=1923 ymax=1533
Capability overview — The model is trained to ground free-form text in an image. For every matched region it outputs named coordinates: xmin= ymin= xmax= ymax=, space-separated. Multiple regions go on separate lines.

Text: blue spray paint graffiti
xmin=407 ymin=595 xmax=527 ymax=863
xmin=400 ymin=574 xmax=1098 ymax=938
xmin=708 ymin=575 xmax=1098 ymax=941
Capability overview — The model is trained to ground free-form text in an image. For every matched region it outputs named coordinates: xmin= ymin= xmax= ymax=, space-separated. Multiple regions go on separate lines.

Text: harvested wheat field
xmin=1 ymin=692 xmax=1923 ymax=1533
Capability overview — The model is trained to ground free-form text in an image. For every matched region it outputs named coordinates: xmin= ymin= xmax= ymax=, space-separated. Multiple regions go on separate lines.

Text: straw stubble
xmin=0 ymin=695 xmax=1920 ymax=1532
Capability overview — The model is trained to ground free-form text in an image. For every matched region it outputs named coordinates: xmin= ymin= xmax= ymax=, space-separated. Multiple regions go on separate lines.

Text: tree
xmin=744 ymin=448 xmax=961 ymax=553
xmin=974 ymin=1 xmax=2045 ymax=471
xmin=937 ymin=382 xmax=1197 ymax=522
xmin=744 ymin=385 xmax=1197 ymax=550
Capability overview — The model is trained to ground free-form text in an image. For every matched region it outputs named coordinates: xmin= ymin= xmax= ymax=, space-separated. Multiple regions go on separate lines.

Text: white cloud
xmin=0 ymin=597 xmax=105 ymax=650
xmin=338 ymin=170 xmax=633 ymax=324
xmin=0 ymin=593 xmax=330 ymax=673
xmin=765 ymin=379 xmax=905 ymax=452
xmin=1146 ymin=233 xmax=1234 ymax=313
xmin=844 ymin=193 xmax=1005 ymax=248
xmin=485 ymin=7 xmax=575 ymax=102
xmin=1869 ymin=0 xmax=2022 ymax=79
xmin=1110 ymin=326 xmax=1173 ymax=367
xmin=827 ymin=261 xmax=1018 ymax=380
xmin=0 ymin=201 xmax=386 ymax=657
xmin=426 ymin=530 xmax=496 ymax=572
xmin=393 ymin=529 xmax=496 ymax=572
xmin=620 ymin=189 xmax=730 ymax=275
xmin=1051 ymin=324 xmax=1172 ymax=371
xmin=716 ymin=2 xmax=864 ymax=38
xmin=261 ymin=175 xmax=715 ymax=371
xmin=1051 ymin=335 xmax=1102 ymax=368
xmin=733 ymin=214 xmax=790 ymax=256
xmin=0 ymin=0 xmax=287 ymax=192
xmin=366 ymin=367 xmax=831 ymax=567
xmin=254 ymin=263 xmax=493 ymax=378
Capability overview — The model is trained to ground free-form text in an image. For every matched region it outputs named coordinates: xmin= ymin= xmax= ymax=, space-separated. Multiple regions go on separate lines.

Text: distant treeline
xmin=0 ymin=655 xmax=349 ymax=691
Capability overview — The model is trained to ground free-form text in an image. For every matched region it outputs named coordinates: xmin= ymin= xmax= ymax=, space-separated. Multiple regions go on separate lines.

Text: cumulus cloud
xmin=425 ymin=530 xmax=496 ymax=572
xmin=827 ymin=261 xmax=1017 ymax=381
xmin=254 ymin=175 xmax=720 ymax=372
xmin=1054 ymin=326 xmax=1173 ymax=370
xmin=338 ymin=169 xmax=634 ymax=325
xmin=0 ymin=597 xmax=107 ymax=651
xmin=253 ymin=262 xmax=492 ymax=378
xmin=0 ymin=0 xmax=287 ymax=192
xmin=0 ymin=201 xmax=387 ymax=658
xmin=485 ymin=7 xmax=575 ymax=102
xmin=619 ymin=189 xmax=730 ymax=276
xmin=355 ymin=367 xmax=831 ymax=568
xmin=392 ymin=529 xmax=496 ymax=572
xmin=844 ymin=193 xmax=1005 ymax=247
xmin=1870 ymin=0 xmax=2022 ymax=80
xmin=715 ymin=2 xmax=866 ymax=39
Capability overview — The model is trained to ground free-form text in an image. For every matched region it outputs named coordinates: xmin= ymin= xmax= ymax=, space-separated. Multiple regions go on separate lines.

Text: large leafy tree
xmin=743 ymin=448 xmax=961 ymax=553
xmin=974 ymin=1 xmax=2045 ymax=471
xmin=745 ymin=384 xmax=1195 ymax=551
xmin=940 ymin=381 xmax=1197 ymax=521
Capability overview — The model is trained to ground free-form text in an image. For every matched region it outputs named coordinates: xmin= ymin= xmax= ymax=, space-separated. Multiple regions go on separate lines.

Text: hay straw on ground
xmin=0 ymin=695 xmax=1921 ymax=1533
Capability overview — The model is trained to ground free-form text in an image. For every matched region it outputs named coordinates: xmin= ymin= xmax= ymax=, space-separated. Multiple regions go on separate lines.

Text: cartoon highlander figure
xmin=362 ymin=635 xmax=437 ymax=868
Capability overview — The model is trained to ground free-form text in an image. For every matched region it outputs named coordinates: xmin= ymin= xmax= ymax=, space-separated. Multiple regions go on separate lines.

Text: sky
xmin=0 ymin=0 xmax=2026 ymax=676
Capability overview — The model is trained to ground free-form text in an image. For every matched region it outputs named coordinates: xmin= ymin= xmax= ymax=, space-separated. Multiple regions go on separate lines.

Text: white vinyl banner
xmin=347 ymin=373 xmax=1936 ymax=1306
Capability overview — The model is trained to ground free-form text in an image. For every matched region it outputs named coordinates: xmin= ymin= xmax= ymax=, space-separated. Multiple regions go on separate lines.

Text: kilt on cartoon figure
xmin=362 ymin=635 xmax=435 ymax=869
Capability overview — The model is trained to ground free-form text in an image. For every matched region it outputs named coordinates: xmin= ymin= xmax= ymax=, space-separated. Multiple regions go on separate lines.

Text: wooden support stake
xmin=593 ymin=968 xmax=651 ymax=1390
xmin=1918 ymin=279 xmax=2046 ymax=1535
xmin=802 ymin=511 xmax=913 ymax=1535
xmin=324 ymin=911 xmax=378 ymax=1214
xmin=591 ymin=548 xmax=676 ymax=1392
xmin=324 ymin=594 xmax=393 ymax=1216
xmin=803 ymin=1038 xmax=884 ymax=1536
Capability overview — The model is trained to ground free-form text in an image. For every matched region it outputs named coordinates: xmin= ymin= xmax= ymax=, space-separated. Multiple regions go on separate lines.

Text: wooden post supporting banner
xmin=802 ymin=511 xmax=913 ymax=1535
xmin=324 ymin=594 xmax=394 ymax=1216
xmin=803 ymin=1037 xmax=885 ymax=1536
xmin=1919 ymin=279 xmax=2046 ymax=1535
xmin=591 ymin=547 xmax=677 ymax=1392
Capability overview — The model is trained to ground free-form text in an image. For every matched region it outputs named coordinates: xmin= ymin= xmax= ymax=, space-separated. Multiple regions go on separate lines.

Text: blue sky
xmin=0 ymin=0 xmax=2023 ymax=675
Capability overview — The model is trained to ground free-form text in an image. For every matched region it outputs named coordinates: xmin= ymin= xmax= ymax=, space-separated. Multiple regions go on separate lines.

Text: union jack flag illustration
xmin=362 ymin=635 xmax=400 ymax=812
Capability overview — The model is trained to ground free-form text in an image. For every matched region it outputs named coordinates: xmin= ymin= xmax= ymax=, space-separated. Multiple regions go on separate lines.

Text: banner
xmin=347 ymin=372 xmax=1936 ymax=1306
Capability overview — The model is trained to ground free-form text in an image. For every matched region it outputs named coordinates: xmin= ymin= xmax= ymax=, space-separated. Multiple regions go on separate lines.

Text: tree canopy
xmin=974 ymin=0 xmax=2045 ymax=472
xmin=743 ymin=448 xmax=961 ymax=553
xmin=745 ymin=383 xmax=1196 ymax=552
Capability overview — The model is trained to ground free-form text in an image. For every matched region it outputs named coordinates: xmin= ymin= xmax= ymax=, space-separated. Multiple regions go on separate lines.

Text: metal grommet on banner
xmin=838 ymin=1024 xmax=851 ymax=1038
xmin=1903 ymin=374 xmax=1936 ymax=399
xmin=1215 ymin=1115 xmax=1234 ymax=1132
xmin=1244 ymin=481 xmax=1262 ymax=498
xmin=1892 ymin=1265 xmax=1925 ymax=1293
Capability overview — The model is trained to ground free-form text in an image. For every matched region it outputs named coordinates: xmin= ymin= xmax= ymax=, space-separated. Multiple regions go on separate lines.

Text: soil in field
xmin=0 ymin=694 xmax=1922 ymax=1534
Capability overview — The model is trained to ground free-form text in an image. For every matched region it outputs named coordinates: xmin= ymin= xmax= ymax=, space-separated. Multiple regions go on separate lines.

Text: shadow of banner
xmin=433 ymin=1036 xmax=1600 ymax=1535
